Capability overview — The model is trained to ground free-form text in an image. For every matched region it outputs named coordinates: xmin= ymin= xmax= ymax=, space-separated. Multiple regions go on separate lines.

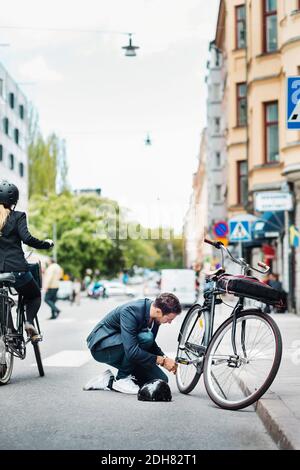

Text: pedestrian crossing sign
xmin=229 ymin=220 xmax=251 ymax=242
xmin=287 ymin=77 xmax=300 ymax=129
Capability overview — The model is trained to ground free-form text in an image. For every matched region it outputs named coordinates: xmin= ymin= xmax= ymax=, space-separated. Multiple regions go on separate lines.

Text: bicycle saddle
xmin=206 ymin=268 xmax=225 ymax=280
xmin=0 ymin=273 xmax=16 ymax=285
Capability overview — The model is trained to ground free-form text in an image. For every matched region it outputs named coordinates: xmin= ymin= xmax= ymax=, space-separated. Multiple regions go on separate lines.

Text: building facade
xmin=0 ymin=62 xmax=29 ymax=212
xmin=184 ymin=129 xmax=212 ymax=270
xmin=206 ymin=41 xmax=228 ymax=237
xmin=214 ymin=0 xmax=300 ymax=313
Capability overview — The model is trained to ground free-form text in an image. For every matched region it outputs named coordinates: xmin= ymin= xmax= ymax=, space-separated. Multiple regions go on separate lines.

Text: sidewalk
xmin=250 ymin=313 xmax=300 ymax=450
xmin=217 ymin=301 xmax=300 ymax=449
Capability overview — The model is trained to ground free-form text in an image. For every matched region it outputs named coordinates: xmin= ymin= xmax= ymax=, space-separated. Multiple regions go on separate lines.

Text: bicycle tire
xmin=32 ymin=341 xmax=44 ymax=377
xmin=203 ymin=309 xmax=282 ymax=410
xmin=176 ymin=304 xmax=210 ymax=394
xmin=0 ymin=349 xmax=14 ymax=385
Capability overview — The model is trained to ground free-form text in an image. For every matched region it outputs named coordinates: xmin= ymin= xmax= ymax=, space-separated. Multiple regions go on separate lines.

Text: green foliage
xmin=28 ymin=129 xmax=69 ymax=198
xmin=29 ymin=194 xmax=184 ymax=278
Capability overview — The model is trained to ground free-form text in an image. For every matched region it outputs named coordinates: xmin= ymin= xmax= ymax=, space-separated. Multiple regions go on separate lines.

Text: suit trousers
xmin=91 ymin=330 xmax=168 ymax=385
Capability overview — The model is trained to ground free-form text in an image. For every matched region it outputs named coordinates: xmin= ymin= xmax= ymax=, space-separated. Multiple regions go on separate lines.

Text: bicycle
xmin=0 ymin=270 xmax=45 ymax=385
xmin=176 ymin=239 xmax=284 ymax=410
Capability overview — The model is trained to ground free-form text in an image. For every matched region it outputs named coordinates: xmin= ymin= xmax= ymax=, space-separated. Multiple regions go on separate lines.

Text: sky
xmin=0 ymin=0 xmax=220 ymax=231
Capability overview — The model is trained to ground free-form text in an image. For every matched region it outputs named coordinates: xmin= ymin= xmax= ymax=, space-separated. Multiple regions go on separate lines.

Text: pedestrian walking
xmin=71 ymin=278 xmax=81 ymax=306
xmin=0 ymin=180 xmax=53 ymax=339
xmin=44 ymin=258 xmax=63 ymax=319
xmin=84 ymin=293 xmax=182 ymax=394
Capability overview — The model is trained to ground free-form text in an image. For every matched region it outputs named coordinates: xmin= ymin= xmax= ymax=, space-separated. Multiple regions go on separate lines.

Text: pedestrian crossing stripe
xmin=31 ymin=350 xmax=91 ymax=367
xmin=288 ymin=100 xmax=300 ymax=123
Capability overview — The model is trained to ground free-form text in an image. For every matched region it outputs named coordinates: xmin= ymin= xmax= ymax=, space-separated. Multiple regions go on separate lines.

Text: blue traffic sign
xmin=287 ymin=77 xmax=300 ymax=129
xmin=213 ymin=221 xmax=229 ymax=238
xmin=229 ymin=220 xmax=251 ymax=242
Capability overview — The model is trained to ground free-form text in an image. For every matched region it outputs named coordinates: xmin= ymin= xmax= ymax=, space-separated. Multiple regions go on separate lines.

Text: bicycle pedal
xmin=175 ymin=356 xmax=191 ymax=365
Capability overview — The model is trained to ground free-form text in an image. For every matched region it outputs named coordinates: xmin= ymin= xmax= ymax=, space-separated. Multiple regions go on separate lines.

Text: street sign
xmin=254 ymin=192 xmax=293 ymax=212
xmin=287 ymin=77 xmax=300 ymax=129
xmin=229 ymin=220 xmax=251 ymax=242
xmin=213 ymin=221 xmax=229 ymax=238
xmin=215 ymin=236 xmax=229 ymax=247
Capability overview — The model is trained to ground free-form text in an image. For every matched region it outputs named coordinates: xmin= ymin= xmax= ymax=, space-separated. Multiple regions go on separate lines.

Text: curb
xmin=252 ymin=390 xmax=300 ymax=450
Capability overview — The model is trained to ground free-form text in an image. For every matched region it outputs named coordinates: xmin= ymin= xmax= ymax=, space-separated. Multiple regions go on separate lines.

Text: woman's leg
xmin=15 ymin=278 xmax=41 ymax=324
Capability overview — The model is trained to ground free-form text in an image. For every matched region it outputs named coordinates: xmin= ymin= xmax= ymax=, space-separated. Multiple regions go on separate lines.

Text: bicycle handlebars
xmin=204 ymin=238 xmax=270 ymax=276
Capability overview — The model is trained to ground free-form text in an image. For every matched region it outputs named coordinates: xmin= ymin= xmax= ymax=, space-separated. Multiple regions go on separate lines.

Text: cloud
xmin=19 ymin=56 xmax=63 ymax=82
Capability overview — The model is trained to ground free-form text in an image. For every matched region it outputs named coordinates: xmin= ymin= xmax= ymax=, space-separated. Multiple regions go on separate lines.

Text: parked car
xmin=126 ymin=275 xmax=144 ymax=285
xmin=57 ymin=280 xmax=74 ymax=301
xmin=105 ymin=280 xmax=136 ymax=297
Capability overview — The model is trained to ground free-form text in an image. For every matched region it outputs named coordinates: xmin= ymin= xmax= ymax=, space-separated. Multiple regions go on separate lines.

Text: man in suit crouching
xmin=85 ymin=293 xmax=181 ymax=394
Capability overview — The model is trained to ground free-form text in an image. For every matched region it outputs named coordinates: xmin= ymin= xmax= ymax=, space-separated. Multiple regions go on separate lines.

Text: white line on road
xmin=32 ymin=350 xmax=91 ymax=367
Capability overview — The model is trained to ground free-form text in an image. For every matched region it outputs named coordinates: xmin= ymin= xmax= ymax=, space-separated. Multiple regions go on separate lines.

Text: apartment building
xmin=206 ymin=41 xmax=228 ymax=237
xmin=215 ymin=0 xmax=300 ymax=312
xmin=0 ymin=62 xmax=29 ymax=212
xmin=184 ymin=130 xmax=212 ymax=270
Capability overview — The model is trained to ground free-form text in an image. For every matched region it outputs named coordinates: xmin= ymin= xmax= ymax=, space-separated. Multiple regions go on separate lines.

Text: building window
xmin=215 ymin=152 xmax=221 ymax=168
xmin=212 ymin=84 xmax=221 ymax=101
xmin=19 ymin=162 xmax=24 ymax=178
xmin=263 ymin=0 xmax=278 ymax=53
xmin=215 ymin=185 xmax=222 ymax=202
xmin=14 ymin=128 xmax=19 ymax=145
xmin=3 ymin=117 xmax=9 ymax=135
xmin=237 ymin=83 xmax=247 ymax=126
xmin=214 ymin=117 xmax=221 ymax=134
xmin=9 ymin=154 xmax=14 ymax=170
xmin=9 ymin=92 xmax=15 ymax=109
xmin=19 ymin=104 xmax=25 ymax=120
xmin=264 ymin=101 xmax=279 ymax=163
xmin=0 ymin=144 xmax=3 ymax=162
xmin=237 ymin=161 xmax=248 ymax=205
xmin=236 ymin=5 xmax=246 ymax=49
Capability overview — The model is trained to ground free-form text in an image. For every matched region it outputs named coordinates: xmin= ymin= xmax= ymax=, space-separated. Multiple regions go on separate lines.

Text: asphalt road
xmin=0 ymin=293 xmax=277 ymax=450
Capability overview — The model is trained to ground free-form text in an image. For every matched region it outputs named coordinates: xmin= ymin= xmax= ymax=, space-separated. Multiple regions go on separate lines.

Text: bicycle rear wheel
xmin=176 ymin=304 xmax=210 ymax=394
xmin=0 ymin=337 xmax=14 ymax=385
xmin=203 ymin=309 xmax=282 ymax=410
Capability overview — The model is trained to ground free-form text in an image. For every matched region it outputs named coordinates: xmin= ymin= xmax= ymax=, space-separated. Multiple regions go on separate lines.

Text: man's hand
xmin=164 ymin=358 xmax=177 ymax=374
xmin=156 ymin=356 xmax=178 ymax=374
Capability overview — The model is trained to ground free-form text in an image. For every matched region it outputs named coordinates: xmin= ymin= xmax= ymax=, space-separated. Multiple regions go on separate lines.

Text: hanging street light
xmin=145 ymin=133 xmax=152 ymax=146
xmin=122 ymin=33 xmax=139 ymax=57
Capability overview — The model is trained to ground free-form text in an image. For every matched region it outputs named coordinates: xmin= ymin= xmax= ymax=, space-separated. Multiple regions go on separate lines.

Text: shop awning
xmin=252 ymin=211 xmax=284 ymax=240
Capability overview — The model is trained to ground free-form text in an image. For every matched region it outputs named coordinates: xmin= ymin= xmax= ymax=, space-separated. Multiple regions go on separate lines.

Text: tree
xmin=27 ymin=105 xmax=69 ymax=198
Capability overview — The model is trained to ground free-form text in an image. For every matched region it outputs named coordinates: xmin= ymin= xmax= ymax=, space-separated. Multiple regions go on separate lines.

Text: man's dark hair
xmin=153 ymin=293 xmax=182 ymax=315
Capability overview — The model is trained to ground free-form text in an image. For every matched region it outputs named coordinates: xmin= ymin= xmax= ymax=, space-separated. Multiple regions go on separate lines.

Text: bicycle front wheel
xmin=203 ymin=310 xmax=282 ymax=410
xmin=176 ymin=304 xmax=210 ymax=394
xmin=0 ymin=337 xmax=14 ymax=385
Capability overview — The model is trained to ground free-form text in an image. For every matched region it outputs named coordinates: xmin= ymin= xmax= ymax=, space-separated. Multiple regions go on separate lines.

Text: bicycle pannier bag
xmin=217 ymin=274 xmax=285 ymax=306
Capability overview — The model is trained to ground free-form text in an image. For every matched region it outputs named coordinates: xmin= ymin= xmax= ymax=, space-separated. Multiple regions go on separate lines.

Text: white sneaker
xmin=112 ymin=375 xmax=140 ymax=394
xmin=83 ymin=369 xmax=114 ymax=391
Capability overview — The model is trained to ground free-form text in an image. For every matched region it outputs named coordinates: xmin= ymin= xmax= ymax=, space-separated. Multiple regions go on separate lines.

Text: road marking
xmin=53 ymin=318 xmax=75 ymax=323
xmin=32 ymin=350 xmax=91 ymax=367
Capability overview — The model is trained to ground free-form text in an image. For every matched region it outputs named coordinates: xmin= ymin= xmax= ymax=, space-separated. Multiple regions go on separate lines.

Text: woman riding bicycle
xmin=0 ymin=180 xmax=53 ymax=339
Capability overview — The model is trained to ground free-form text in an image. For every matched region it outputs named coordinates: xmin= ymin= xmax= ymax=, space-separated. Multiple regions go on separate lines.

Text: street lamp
xmin=122 ymin=33 xmax=139 ymax=57
xmin=145 ymin=133 xmax=152 ymax=146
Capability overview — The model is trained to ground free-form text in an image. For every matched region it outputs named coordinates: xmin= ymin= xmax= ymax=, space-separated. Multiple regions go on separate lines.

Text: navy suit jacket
xmin=86 ymin=298 xmax=165 ymax=368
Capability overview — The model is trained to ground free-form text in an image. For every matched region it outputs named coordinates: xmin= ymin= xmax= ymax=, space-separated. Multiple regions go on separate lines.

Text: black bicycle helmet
xmin=137 ymin=379 xmax=172 ymax=402
xmin=0 ymin=180 xmax=19 ymax=207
